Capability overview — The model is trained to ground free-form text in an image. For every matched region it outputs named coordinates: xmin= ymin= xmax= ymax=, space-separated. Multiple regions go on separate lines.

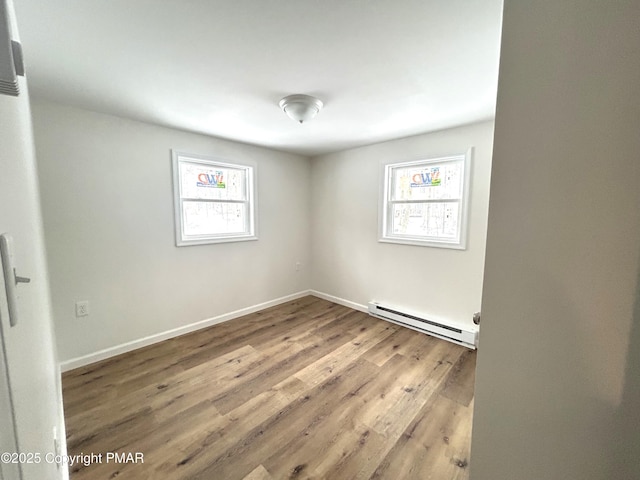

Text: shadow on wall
xmin=471 ymin=252 xmax=636 ymax=479
xmin=517 ymin=270 xmax=618 ymax=480
xmin=613 ymin=252 xmax=640 ymax=478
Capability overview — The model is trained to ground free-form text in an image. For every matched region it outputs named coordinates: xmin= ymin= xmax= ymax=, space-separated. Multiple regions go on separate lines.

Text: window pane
xmin=180 ymin=161 xmax=246 ymax=201
xmin=391 ymin=161 xmax=463 ymax=201
xmin=391 ymin=202 xmax=459 ymax=239
xmin=182 ymin=201 xmax=247 ymax=236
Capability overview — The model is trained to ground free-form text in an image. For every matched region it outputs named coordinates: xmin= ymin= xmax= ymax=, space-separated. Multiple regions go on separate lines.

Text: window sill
xmin=176 ymin=235 xmax=258 ymax=247
xmin=378 ymin=237 xmax=466 ymax=250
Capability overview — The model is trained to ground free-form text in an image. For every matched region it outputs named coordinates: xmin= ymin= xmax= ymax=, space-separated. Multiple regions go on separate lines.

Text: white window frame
xmin=172 ymin=150 xmax=257 ymax=246
xmin=379 ymin=149 xmax=472 ymax=249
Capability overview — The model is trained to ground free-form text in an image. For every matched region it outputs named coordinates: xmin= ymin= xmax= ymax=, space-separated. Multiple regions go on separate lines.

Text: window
xmin=379 ymin=151 xmax=471 ymax=249
xmin=172 ymin=151 xmax=257 ymax=246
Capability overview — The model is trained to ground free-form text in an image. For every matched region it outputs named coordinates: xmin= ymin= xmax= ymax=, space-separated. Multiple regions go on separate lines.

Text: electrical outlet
xmin=295 ymin=262 xmax=301 ymax=271
xmin=75 ymin=301 xmax=89 ymax=317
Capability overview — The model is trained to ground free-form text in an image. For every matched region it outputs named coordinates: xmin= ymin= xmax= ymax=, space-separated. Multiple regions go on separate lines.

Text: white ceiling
xmin=13 ymin=0 xmax=503 ymax=157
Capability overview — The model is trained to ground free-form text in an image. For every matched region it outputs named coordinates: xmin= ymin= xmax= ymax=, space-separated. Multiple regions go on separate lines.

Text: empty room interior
xmin=2 ymin=1 xmax=640 ymax=480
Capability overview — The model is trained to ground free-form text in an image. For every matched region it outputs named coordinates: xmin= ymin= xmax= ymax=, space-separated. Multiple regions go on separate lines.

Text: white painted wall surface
xmin=471 ymin=1 xmax=640 ymax=479
xmin=32 ymin=101 xmax=311 ymax=363
xmin=310 ymin=121 xmax=494 ymax=330
xmin=0 ymin=3 xmax=67 ymax=478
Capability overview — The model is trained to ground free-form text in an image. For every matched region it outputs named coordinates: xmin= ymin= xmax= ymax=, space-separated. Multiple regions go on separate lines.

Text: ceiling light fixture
xmin=279 ymin=94 xmax=323 ymax=124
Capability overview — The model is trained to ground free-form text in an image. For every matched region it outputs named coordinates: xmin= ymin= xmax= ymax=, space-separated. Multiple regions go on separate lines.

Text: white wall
xmin=32 ymin=101 xmax=311 ymax=364
xmin=310 ymin=121 xmax=493 ymax=330
xmin=471 ymin=1 xmax=640 ymax=479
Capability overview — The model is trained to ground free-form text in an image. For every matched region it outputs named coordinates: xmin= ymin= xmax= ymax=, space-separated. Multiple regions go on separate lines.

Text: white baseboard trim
xmin=60 ymin=290 xmax=312 ymax=372
xmin=309 ymin=290 xmax=368 ymax=313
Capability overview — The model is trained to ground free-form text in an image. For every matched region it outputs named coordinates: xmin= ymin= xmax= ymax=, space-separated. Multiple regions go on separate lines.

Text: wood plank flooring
xmin=62 ymin=296 xmax=476 ymax=480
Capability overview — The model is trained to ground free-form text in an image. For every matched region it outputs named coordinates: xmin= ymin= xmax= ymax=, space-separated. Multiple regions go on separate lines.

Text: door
xmin=0 ymin=1 xmax=67 ymax=479
xmin=0 ymin=328 xmax=20 ymax=480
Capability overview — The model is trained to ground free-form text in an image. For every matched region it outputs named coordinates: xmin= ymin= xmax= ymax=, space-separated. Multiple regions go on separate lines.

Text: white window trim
xmin=379 ymin=148 xmax=472 ymax=249
xmin=172 ymin=150 xmax=258 ymax=246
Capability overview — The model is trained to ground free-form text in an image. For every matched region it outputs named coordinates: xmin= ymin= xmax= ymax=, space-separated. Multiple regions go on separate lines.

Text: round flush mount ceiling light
xmin=279 ymin=94 xmax=323 ymax=124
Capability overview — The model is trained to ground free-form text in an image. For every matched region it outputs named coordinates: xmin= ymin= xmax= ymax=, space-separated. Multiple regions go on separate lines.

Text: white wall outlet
xmin=75 ymin=300 xmax=89 ymax=317
xmin=296 ymin=262 xmax=301 ymax=271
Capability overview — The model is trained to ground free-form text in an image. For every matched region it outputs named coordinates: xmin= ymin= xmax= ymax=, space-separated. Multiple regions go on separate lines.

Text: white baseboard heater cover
xmin=368 ymin=302 xmax=478 ymax=349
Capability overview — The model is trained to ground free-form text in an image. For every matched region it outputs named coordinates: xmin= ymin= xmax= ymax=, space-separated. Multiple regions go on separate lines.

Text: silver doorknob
xmin=14 ymin=269 xmax=30 ymax=284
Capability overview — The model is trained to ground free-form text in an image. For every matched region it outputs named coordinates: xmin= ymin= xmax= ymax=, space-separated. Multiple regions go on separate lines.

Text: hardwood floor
xmin=62 ymin=296 xmax=476 ymax=480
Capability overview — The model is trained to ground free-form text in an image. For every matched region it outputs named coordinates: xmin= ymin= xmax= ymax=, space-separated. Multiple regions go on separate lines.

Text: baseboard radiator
xmin=368 ymin=302 xmax=477 ymax=349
